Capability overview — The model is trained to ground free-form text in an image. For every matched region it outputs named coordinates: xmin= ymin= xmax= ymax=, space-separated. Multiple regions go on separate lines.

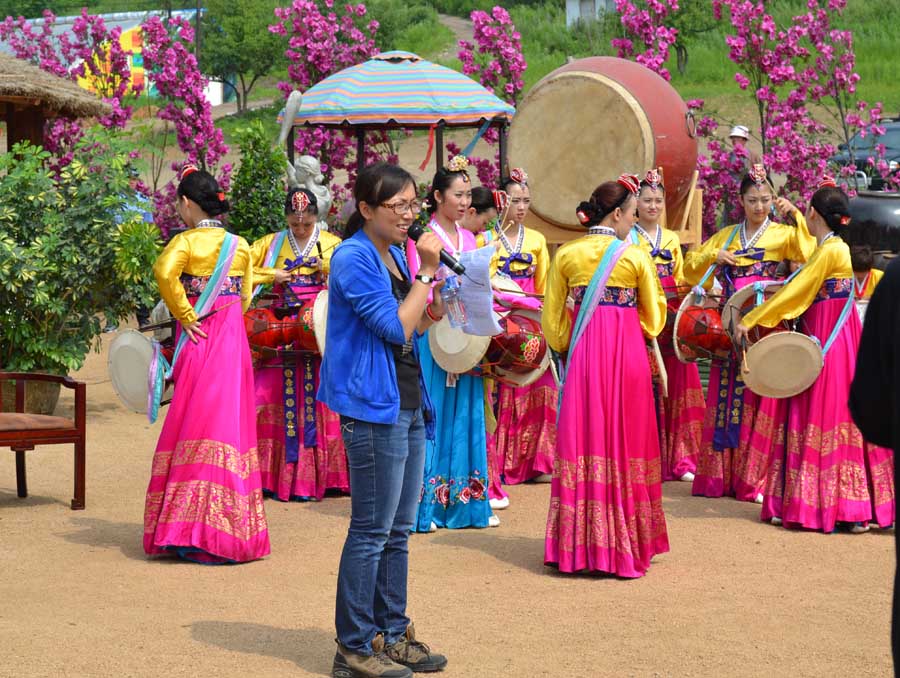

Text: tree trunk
xmin=675 ymin=44 xmax=688 ymax=75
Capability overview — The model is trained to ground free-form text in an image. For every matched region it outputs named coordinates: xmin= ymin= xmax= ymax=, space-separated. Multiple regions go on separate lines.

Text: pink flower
xmin=457 ymin=487 xmax=472 ymax=504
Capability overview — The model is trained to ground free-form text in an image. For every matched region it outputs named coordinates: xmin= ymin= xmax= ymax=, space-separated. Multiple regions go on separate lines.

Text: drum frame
xmin=673 ymin=289 xmax=731 ymax=364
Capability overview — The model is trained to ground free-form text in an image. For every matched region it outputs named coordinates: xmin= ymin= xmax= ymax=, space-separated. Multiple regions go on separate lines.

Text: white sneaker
xmin=851 ymin=523 xmax=870 ymax=534
xmin=489 ymin=496 xmax=510 ymax=510
xmin=770 ymin=517 xmax=782 ymax=526
xmin=488 ymin=514 xmax=501 ymax=528
xmin=533 ymin=473 xmax=553 ymax=484
xmin=428 ymin=521 xmax=438 ymax=533
xmin=755 ymin=493 xmax=764 ymax=504
xmin=679 ymin=471 xmax=695 ymax=482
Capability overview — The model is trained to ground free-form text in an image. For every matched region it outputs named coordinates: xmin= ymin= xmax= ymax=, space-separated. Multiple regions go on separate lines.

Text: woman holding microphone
xmin=318 ymin=162 xmax=448 ymax=678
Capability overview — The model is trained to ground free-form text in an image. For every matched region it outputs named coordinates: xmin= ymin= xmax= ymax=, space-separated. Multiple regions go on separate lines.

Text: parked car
xmin=829 ymin=118 xmax=900 ymax=190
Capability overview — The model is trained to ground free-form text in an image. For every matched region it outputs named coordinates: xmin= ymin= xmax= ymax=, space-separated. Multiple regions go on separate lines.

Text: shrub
xmin=228 ymin=120 xmax=287 ymax=244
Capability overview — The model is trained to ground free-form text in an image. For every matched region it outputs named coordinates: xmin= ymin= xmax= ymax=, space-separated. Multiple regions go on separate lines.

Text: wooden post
xmin=356 ymin=128 xmax=366 ymax=174
xmin=435 ymin=124 xmax=444 ymax=170
xmin=498 ymin=121 xmax=509 ymax=180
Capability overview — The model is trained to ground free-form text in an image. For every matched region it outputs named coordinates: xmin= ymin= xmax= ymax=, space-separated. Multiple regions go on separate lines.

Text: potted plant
xmin=0 ymin=128 xmax=161 ymax=413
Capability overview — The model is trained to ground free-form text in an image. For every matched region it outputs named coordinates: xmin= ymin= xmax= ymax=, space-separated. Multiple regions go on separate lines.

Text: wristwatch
xmin=415 ymin=273 xmax=435 ymax=284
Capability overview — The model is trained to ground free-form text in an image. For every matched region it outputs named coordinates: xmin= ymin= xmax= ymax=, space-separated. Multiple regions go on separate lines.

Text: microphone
xmin=407 ymin=222 xmax=466 ymax=274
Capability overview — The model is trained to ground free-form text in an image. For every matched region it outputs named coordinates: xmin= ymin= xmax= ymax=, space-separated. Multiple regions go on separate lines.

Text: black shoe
xmin=384 ymin=623 xmax=448 ymax=673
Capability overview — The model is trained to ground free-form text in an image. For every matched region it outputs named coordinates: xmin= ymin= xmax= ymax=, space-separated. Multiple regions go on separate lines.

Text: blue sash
xmin=148 ymin=232 xmax=239 ymax=423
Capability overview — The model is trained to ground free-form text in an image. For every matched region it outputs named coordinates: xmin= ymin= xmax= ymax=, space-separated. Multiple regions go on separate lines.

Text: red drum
xmin=509 ymin=57 xmax=698 ymax=231
xmin=244 ymin=308 xmax=285 ymax=348
xmin=281 ymin=297 xmax=319 ymax=354
xmin=673 ymin=291 xmax=731 ymax=363
xmin=484 ymin=309 xmax=550 ymax=387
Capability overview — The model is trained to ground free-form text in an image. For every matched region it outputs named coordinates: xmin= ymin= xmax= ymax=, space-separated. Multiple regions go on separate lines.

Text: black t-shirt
xmin=390 ymin=271 xmax=422 ymax=410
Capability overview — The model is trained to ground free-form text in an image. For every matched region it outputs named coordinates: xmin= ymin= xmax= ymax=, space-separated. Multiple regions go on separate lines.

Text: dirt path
xmin=0 ymin=326 xmax=893 ymax=678
xmin=436 ymin=14 xmax=473 ymax=63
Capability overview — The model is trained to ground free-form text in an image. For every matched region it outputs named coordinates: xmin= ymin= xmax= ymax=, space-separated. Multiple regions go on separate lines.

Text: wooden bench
xmin=0 ymin=372 xmax=86 ymax=509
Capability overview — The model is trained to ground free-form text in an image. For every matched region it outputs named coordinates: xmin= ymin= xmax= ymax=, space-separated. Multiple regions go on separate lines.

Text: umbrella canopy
xmin=278 ymin=51 xmax=515 ymax=129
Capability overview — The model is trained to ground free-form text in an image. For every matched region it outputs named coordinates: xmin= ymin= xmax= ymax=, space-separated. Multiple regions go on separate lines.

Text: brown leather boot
xmin=384 ymin=623 xmax=448 ymax=673
xmin=332 ymin=634 xmax=413 ymax=678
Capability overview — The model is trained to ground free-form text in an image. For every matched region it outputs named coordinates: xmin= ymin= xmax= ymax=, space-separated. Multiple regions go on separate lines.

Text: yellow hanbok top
xmin=153 ymin=227 xmax=253 ymax=327
xmin=542 ymin=234 xmax=666 ymax=352
xmin=683 ymin=218 xmax=816 ymax=289
xmin=742 ymin=236 xmax=853 ymax=329
xmin=858 ymin=267 xmax=884 ymax=299
xmin=250 ymin=229 xmax=342 ymax=285
xmin=491 ymin=225 xmax=550 ymax=294
xmin=631 ymin=225 xmax=686 ymax=287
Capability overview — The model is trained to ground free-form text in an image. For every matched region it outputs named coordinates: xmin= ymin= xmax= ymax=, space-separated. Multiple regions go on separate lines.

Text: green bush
xmin=228 ymin=119 xmax=286 ymax=245
xmin=0 ymin=130 xmax=161 ymax=374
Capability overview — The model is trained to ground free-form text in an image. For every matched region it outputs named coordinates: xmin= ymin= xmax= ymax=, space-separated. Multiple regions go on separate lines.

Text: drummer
xmin=682 ymin=164 xmax=816 ymax=504
xmin=489 ymin=168 xmax=558 ymax=489
xmin=631 ymin=169 xmax=703 ymax=483
xmin=734 ymin=182 xmax=894 ymax=532
xmin=249 ymin=188 xmax=347 ymax=502
xmin=406 ymin=156 xmax=499 ymax=531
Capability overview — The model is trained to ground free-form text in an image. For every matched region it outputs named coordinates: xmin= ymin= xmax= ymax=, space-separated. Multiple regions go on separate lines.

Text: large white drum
xmin=108 ymin=329 xmax=173 ymax=413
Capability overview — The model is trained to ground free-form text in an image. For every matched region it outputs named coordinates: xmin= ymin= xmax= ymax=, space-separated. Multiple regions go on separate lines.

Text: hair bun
xmin=576 ymin=201 xmax=597 ymax=226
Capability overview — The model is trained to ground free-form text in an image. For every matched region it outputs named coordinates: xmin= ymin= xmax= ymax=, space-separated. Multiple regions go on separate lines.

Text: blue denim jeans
xmin=335 ymin=408 xmax=426 ymax=654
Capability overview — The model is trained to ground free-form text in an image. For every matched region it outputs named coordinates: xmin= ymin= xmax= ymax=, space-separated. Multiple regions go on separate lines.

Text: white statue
xmin=278 ymin=90 xmax=333 ymax=228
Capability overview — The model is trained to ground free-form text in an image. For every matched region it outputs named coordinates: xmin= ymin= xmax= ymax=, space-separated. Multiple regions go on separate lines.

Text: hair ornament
xmin=576 ymin=201 xmax=596 ymax=225
xmin=179 ymin=163 xmax=199 ymax=181
xmin=492 ymin=189 xmax=510 ymax=214
xmin=217 ymin=191 xmax=226 ymax=201
xmin=839 ymin=214 xmax=852 ymax=227
xmin=509 ymin=167 xmax=528 ymax=185
xmin=818 ymin=175 xmax=837 ymax=189
xmin=749 ymin=163 xmax=769 ymax=189
xmin=446 ymin=155 xmax=470 ymax=174
xmin=617 ymin=173 xmax=640 ymax=195
xmin=291 ymin=191 xmax=311 ymax=214
xmin=643 ymin=168 xmax=663 ymax=191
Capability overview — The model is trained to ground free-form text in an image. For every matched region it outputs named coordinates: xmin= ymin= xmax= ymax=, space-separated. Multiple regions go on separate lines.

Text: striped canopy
xmin=277 ymin=51 xmax=515 ymax=128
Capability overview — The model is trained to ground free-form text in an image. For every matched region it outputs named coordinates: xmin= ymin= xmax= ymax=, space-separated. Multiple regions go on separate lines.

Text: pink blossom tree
xmin=140 ymin=14 xmax=232 ymax=236
xmin=0 ymin=10 xmax=138 ymax=169
xmin=269 ymin=0 xmax=394 ymax=210
xmin=453 ymin=6 xmax=526 ymax=187
xmin=611 ymin=0 xmax=680 ymax=81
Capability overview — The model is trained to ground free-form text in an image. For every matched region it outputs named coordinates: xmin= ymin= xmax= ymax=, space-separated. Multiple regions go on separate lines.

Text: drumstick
xmin=139 ymin=298 xmax=243 ymax=333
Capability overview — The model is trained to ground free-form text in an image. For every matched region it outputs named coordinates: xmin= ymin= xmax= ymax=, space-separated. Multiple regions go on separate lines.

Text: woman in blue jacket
xmin=318 ymin=162 xmax=448 ymax=678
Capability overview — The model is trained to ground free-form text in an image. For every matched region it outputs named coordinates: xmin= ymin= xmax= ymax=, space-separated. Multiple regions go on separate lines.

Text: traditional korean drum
xmin=244 ymin=307 xmax=288 ymax=348
xmin=484 ymin=308 xmax=550 ymax=387
xmin=723 ymin=283 xmax=823 ymax=398
xmin=313 ymin=289 xmax=329 ymax=355
xmin=108 ymin=330 xmax=173 ymax=413
xmin=280 ymin=295 xmax=319 ymax=354
xmin=673 ymin=290 xmax=731 ymax=363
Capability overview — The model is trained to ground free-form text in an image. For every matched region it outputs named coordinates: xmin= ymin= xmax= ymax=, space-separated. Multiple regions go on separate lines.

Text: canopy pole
xmin=356 ymin=128 xmax=366 ymax=174
xmin=287 ymin=126 xmax=295 ymax=167
xmin=498 ymin=121 xmax=509 ymax=181
xmin=435 ymin=124 xmax=444 ymax=170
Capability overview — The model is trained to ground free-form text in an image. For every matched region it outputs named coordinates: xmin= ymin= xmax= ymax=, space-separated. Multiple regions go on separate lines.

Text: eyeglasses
xmin=381 ymin=200 xmax=422 ymax=216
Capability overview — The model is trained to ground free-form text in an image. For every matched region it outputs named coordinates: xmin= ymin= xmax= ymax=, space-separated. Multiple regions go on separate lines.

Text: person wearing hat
xmin=683 ymin=164 xmax=816 ymax=505
xmin=543 ymin=174 xmax=669 ymax=577
xmin=249 ymin=187 xmax=347 ymax=502
xmin=718 ymin=125 xmax=762 ymax=233
xmin=735 ymin=182 xmax=894 ymax=533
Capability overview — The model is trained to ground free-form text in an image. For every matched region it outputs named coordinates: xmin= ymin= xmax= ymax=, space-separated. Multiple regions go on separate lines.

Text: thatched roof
xmin=0 ymin=52 xmax=112 ymax=118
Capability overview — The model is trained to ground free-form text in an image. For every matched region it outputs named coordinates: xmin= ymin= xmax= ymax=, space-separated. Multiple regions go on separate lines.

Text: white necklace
xmin=195 ymin=219 xmax=222 ymax=229
xmin=287 ymin=223 xmax=320 ymax=259
xmin=496 ymin=221 xmax=524 ymax=255
xmin=588 ymin=226 xmax=616 ymax=237
xmin=740 ymin=217 xmax=770 ymax=250
xmin=635 ymin=223 xmax=661 ymax=251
